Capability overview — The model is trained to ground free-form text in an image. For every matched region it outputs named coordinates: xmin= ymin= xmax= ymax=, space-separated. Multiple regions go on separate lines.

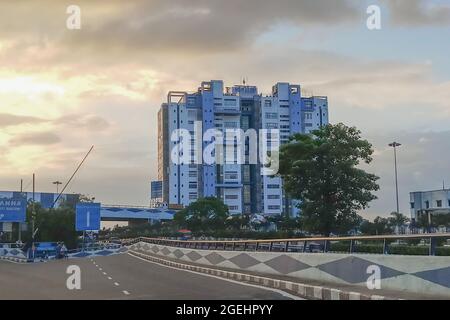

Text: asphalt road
xmin=0 ymin=253 xmax=296 ymax=300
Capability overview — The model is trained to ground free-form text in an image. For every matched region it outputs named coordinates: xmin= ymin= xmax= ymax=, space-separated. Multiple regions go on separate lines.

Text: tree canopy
xmin=22 ymin=202 xmax=78 ymax=248
xmin=278 ymin=123 xmax=380 ymax=236
xmin=174 ymin=197 xmax=229 ymax=233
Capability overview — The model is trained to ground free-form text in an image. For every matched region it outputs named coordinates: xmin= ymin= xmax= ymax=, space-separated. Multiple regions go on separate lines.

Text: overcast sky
xmin=1 ymin=0 xmax=449 ymax=220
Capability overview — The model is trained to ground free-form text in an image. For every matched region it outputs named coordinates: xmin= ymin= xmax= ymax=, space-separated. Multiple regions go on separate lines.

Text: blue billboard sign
xmin=76 ymin=203 xmax=101 ymax=231
xmin=0 ymin=198 xmax=27 ymax=222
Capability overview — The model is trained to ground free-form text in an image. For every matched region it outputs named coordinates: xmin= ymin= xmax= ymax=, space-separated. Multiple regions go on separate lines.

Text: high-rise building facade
xmin=155 ymin=80 xmax=328 ymax=217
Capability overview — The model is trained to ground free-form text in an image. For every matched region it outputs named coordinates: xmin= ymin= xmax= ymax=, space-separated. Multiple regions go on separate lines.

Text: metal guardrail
xmin=67 ymin=243 xmax=122 ymax=254
xmin=0 ymin=243 xmax=23 ymax=249
xmin=126 ymin=233 xmax=450 ymax=256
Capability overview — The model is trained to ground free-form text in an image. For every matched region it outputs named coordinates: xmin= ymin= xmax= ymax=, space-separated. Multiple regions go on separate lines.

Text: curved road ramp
xmin=126 ymin=234 xmax=450 ymax=300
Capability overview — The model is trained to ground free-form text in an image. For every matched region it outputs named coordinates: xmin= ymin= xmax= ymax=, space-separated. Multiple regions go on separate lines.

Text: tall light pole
xmin=53 ymin=181 xmax=62 ymax=194
xmin=389 ymin=142 xmax=402 ymax=213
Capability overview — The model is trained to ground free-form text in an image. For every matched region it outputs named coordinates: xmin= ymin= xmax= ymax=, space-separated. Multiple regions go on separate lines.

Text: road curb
xmin=128 ymin=250 xmax=395 ymax=300
xmin=0 ymin=255 xmax=28 ymax=263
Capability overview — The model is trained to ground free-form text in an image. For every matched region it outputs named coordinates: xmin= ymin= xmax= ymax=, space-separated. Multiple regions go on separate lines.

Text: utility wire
xmin=52 ymin=145 xmax=94 ymax=208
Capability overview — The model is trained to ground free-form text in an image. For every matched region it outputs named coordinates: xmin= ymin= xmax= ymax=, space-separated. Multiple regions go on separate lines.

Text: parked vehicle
xmin=34 ymin=242 xmax=58 ymax=258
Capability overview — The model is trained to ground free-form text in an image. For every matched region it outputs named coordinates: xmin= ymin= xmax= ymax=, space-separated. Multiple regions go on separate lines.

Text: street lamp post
xmin=389 ymin=142 xmax=402 ymax=213
xmin=53 ymin=181 xmax=62 ymax=194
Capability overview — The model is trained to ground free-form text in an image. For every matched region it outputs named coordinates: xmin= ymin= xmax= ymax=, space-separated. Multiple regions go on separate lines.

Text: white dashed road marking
xmin=93 ymin=260 xmax=130 ymax=296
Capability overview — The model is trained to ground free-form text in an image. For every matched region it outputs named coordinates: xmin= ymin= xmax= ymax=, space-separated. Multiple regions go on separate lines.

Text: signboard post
xmin=76 ymin=203 xmax=101 ymax=232
xmin=76 ymin=203 xmax=101 ymax=252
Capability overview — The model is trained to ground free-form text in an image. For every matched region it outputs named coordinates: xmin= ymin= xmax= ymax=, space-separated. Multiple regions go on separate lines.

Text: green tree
xmin=23 ymin=203 xmax=78 ymax=249
xmin=174 ymin=197 xmax=229 ymax=233
xmin=388 ymin=212 xmax=410 ymax=230
xmin=267 ymin=216 xmax=300 ymax=233
xmin=278 ymin=123 xmax=380 ymax=236
xmin=225 ymin=214 xmax=250 ymax=231
xmin=416 ymin=213 xmax=450 ymax=229
xmin=432 ymin=214 xmax=450 ymax=227
xmin=360 ymin=216 xmax=392 ymax=235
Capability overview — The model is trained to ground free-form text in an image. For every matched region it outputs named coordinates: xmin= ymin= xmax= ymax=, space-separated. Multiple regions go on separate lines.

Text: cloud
xmin=56 ymin=114 xmax=111 ymax=131
xmin=66 ymin=0 xmax=360 ymax=53
xmin=0 ymin=113 xmax=46 ymax=127
xmin=386 ymin=0 xmax=450 ymax=26
xmin=0 ymin=0 xmax=360 ymax=63
xmin=9 ymin=132 xmax=61 ymax=146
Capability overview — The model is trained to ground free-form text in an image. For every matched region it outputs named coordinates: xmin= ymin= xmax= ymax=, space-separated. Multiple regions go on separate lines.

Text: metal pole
xmin=18 ymin=179 xmax=23 ymax=242
xmin=32 ymin=173 xmax=35 ymax=243
xmin=389 ymin=142 xmax=402 ymax=213
xmin=394 ymin=146 xmax=399 ymax=213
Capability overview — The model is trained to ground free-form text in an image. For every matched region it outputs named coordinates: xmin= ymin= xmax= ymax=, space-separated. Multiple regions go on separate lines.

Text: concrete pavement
xmin=0 ymin=254 xmax=296 ymax=300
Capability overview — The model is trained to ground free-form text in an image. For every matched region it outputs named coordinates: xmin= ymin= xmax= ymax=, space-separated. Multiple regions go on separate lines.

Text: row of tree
xmin=170 ymin=124 xmax=450 ymax=237
xmin=11 ymin=123 xmax=447 ymax=243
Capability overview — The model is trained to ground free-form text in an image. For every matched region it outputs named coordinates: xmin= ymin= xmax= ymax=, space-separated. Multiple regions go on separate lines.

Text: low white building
xmin=410 ymin=189 xmax=450 ymax=220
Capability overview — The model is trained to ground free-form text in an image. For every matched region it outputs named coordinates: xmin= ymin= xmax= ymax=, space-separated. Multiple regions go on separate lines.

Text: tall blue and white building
xmin=155 ymin=80 xmax=329 ymax=217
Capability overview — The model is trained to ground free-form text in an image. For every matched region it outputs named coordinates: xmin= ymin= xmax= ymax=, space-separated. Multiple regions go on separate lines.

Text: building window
xmin=410 ymin=202 xmax=415 ymax=209
xmin=224 ymin=122 xmax=237 ymax=128
xmin=224 ymin=99 xmax=237 ymax=107
xmin=437 ymin=200 xmax=443 ymax=208
xmin=425 ymin=201 xmax=430 ymax=209
xmin=243 ymin=185 xmax=251 ymax=203
xmin=266 ymin=123 xmax=278 ymax=129
xmin=265 ymin=113 xmax=278 ymax=120
xmin=189 ymin=193 xmax=197 ymax=200
xmin=225 ymin=195 xmax=239 ymax=200
xmin=189 ymin=183 xmax=198 ymax=189
xmin=228 ymin=206 xmax=239 ymax=211
xmin=267 ymin=184 xmax=280 ymax=189
xmin=268 ymin=205 xmax=280 ymax=210
xmin=224 ymin=173 xmax=238 ymax=180
xmin=243 ymin=166 xmax=250 ymax=183
xmin=268 ymin=195 xmax=280 ymax=200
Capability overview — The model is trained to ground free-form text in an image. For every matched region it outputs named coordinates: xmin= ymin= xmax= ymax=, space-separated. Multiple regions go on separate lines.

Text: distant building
xmin=0 ymin=191 xmax=80 ymax=209
xmin=150 ymin=181 xmax=165 ymax=208
xmin=410 ymin=189 xmax=450 ymax=220
xmin=156 ymin=80 xmax=329 ymax=217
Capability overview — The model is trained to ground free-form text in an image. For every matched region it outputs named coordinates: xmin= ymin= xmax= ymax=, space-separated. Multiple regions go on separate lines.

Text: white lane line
xmin=122 ymin=290 xmax=130 ymax=295
xmin=127 ymin=253 xmax=301 ymax=300
xmin=108 ymin=277 xmax=112 ymax=280
xmin=114 ymin=282 xmax=120 ymax=286
xmin=103 ymin=272 xmax=107 ymax=275
xmin=99 ymin=268 xmax=103 ymax=271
